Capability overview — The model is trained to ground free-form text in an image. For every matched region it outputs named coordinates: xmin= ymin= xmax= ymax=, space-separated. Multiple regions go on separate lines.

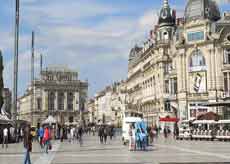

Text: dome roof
xmin=158 ymin=0 xmax=176 ymax=27
xmin=185 ymin=0 xmax=221 ymax=23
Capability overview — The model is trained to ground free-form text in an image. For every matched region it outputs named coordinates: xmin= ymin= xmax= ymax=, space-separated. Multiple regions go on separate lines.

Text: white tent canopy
xmin=42 ymin=115 xmax=57 ymax=125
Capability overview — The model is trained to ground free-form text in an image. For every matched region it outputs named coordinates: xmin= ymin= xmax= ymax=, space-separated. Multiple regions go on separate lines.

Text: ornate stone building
xmin=18 ymin=67 xmax=88 ymax=126
xmin=127 ymin=0 xmax=230 ymax=126
xmin=88 ymin=81 xmax=127 ymax=127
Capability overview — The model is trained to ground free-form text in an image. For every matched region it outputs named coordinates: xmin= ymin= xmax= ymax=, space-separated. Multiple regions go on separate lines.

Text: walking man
xmin=2 ymin=127 xmax=8 ymax=148
xmin=78 ymin=126 xmax=83 ymax=146
xmin=38 ymin=126 xmax=44 ymax=148
xmin=23 ymin=125 xmax=32 ymax=164
xmin=103 ymin=126 xmax=108 ymax=144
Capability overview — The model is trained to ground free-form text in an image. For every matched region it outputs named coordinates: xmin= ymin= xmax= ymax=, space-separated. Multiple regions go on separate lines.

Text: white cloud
xmin=2 ymin=0 xmax=187 ymax=96
xmin=214 ymin=0 xmax=230 ymax=4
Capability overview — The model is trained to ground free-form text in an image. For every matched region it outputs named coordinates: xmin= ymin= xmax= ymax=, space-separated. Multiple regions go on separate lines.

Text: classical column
xmin=183 ymin=53 xmax=187 ymax=92
xmin=208 ymin=49 xmax=213 ymax=90
xmin=55 ymin=91 xmax=58 ymax=111
xmin=212 ymin=49 xmax=216 ymax=90
xmin=180 ymin=54 xmax=185 ymax=91
xmin=43 ymin=90 xmax=48 ymax=112
xmin=64 ymin=92 xmax=68 ymax=111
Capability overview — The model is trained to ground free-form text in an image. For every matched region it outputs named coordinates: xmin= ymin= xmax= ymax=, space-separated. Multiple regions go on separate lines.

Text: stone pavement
xmin=1 ymin=135 xmax=230 ymax=164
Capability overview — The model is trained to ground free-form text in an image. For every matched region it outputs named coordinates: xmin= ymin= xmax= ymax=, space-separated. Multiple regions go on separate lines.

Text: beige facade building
xmin=18 ymin=67 xmax=88 ymax=126
xmin=88 ymin=81 xmax=127 ymax=127
xmin=126 ymin=0 xmax=230 ymax=126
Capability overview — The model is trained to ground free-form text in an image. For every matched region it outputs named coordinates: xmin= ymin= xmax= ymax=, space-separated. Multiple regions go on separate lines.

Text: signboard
xmin=189 ymin=71 xmax=207 ymax=93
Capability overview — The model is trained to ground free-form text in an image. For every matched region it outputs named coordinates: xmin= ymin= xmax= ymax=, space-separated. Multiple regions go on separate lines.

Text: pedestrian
xmin=140 ymin=128 xmax=147 ymax=151
xmin=173 ymin=124 xmax=179 ymax=139
xmin=42 ymin=126 xmax=51 ymax=154
xmin=70 ymin=127 xmax=75 ymax=143
xmin=98 ymin=126 xmax=103 ymax=144
xmin=38 ymin=126 xmax=44 ymax=148
xmin=135 ymin=128 xmax=141 ymax=150
xmin=67 ymin=127 xmax=71 ymax=143
xmin=2 ymin=127 xmax=8 ymax=148
xmin=23 ymin=125 xmax=32 ymax=164
xmin=92 ymin=126 xmax=95 ymax=136
xmin=149 ymin=126 xmax=154 ymax=144
xmin=103 ymin=126 xmax=108 ymax=144
xmin=60 ymin=126 xmax=64 ymax=142
xmin=128 ymin=124 xmax=136 ymax=151
xmin=78 ymin=126 xmax=83 ymax=146
xmin=20 ymin=128 xmax=24 ymax=142
xmin=163 ymin=127 xmax=168 ymax=138
xmin=109 ymin=126 xmax=114 ymax=140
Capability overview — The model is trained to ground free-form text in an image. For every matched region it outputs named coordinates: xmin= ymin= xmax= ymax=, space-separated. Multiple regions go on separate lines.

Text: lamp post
xmin=13 ymin=0 xmax=20 ymax=121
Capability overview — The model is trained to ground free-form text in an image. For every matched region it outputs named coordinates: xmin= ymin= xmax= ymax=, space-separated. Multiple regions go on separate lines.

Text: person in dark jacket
xmin=78 ymin=126 xmax=83 ymax=146
xmin=23 ymin=125 xmax=32 ymax=164
xmin=103 ymin=126 xmax=108 ymax=144
xmin=98 ymin=126 xmax=103 ymax=144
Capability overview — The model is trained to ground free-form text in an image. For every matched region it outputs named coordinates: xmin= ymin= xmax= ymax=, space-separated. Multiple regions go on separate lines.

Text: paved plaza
xmin=1 ymin=135 xmax=230 ymax=164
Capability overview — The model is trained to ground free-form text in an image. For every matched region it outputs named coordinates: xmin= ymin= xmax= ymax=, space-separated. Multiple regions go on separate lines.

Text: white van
xmin=122 ymin=117 xmax=142 ymax=145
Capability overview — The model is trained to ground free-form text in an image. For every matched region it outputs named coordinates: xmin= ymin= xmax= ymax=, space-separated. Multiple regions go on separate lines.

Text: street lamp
xmin=13 ymin=0 xmax=20 ymax=121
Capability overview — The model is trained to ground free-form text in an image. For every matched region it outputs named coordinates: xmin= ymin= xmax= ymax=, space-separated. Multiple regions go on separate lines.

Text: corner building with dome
xmin=126 ymin=0 xmax=230 ymax=126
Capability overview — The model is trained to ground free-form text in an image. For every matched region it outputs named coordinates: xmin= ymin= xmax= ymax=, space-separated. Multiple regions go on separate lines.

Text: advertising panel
xmin=189 ymin=71 xmax=207 ymax=93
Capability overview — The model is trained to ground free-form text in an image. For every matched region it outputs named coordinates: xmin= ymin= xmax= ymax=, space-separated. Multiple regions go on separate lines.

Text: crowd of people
xmin=98 ymin=125 xmax=115 ymax=144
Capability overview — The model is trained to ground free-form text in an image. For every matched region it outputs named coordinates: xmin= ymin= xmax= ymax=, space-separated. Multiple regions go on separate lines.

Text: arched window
xmin=189 ymin=49 xmax=206 ymax=71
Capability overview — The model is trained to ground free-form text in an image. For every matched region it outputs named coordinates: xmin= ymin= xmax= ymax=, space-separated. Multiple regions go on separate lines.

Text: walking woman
xmin=23 ymin=125 xmax=32 ymax=164
xmin=43 ymin=126 xmax=51 ymax=154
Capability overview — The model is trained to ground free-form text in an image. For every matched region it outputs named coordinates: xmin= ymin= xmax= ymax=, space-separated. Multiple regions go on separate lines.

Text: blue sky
xmin=0 ymin=0 xmax=229 ymax=97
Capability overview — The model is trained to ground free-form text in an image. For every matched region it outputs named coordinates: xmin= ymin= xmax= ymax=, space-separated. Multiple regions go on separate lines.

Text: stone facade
xmin=18 ymin=66 xmax=88 ymax=126
xmin=126 ymin=0 xmax=230 ymax=126
xmin=88 ymin=81 xmax=127 ymax=127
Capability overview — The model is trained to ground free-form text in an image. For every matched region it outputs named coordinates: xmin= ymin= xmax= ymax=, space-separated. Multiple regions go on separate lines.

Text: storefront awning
xmin=159 ymin=117 xmax=179 ymax=122
xmin=202 ymin=101 xmax=230 ymax=107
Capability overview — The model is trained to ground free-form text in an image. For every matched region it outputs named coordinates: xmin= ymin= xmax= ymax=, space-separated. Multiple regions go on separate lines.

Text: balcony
xmin=222 ymin=92 xmax=230 ymax=99
xmin=164 ymin=93 xmax=177 ymax=100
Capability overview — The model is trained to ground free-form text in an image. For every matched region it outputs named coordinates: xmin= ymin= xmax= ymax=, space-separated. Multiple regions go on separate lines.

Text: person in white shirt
xmin=70 ymin=127 xmax=75 ymax=143
xmin=2 ymin=127 xmax=8 ymax=148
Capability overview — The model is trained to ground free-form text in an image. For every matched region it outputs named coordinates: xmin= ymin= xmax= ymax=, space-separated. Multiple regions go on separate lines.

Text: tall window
xmin=224 ymin=72 xmax=230 ymax=92
xmin=190 ymin=50 xmax=205 ymax=67
xmin=224 ymin=49 xmax=230 ymax=64
xmin=164 ymin=62 xmax=172 ymax=74
xmin=164 ymin=101 xmax=171 ymax=112
xmin=48 ymin=92 xmax=55 ymax=111
xmin=170 ymin=78 xmax=177 ymax=94
xmin=58 ymin=92 xmax=65 ymax=110
xmin=165 ymin=80 xmax=169 ymax=94
xmin=67 ymin=92 xmax=73 ymax=111
xmin=37 ymin=98 xmax=42 ymax=111
xmin=189 ymin=49 xmax=206 ymax=72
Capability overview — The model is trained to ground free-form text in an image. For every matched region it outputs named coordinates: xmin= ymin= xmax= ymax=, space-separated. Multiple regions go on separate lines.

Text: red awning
xmin=159 ymin=117 xmax=179 ymax=122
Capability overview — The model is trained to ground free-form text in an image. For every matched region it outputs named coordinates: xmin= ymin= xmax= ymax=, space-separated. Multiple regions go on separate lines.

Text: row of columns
xmin=43 ymin=90 xmax=79 ymax=112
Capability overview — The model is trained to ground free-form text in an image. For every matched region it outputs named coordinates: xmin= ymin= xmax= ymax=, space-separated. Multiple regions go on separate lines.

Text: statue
xmin=0 ymin=50 xmax=4 ymax=114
